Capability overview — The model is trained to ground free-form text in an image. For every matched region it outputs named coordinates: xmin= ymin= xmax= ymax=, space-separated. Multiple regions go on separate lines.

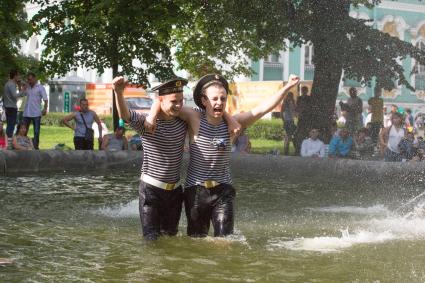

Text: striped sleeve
xmin=128 ymin=110 xmax=147 ymax=134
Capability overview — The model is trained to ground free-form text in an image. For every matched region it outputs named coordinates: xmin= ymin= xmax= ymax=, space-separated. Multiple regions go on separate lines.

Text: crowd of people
xmin=284 ymin=85 xmax=425 ymax=162
xmin=2 ymin=68 xmax=424 ymax=163
xmin=1 ymin=70 xmax=47 ymax=150
xmin=0 ymin=69 xmax=141 ymax=151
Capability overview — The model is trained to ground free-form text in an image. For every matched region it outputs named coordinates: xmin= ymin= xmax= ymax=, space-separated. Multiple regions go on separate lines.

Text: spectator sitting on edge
xmin=101 ymin=126 xmax=128 ymax=151
xmin=233 ymin=128 xmax=251 ymax=154
xmin=129 ymin=134 xmax=143 ymax=151
xmin=328 ymin=127 xmax=353 ymax=158
xmin=0 ymin=121 xmax=8 ymax=149
xmin=12 ymin=122 xmax=34 ymax=150
xmin=399 ymin=129 xmax=417 ymax=161
xmin=300 ymin=128 xmax=325 ymax=158
xmin=354 ymin=128 xmax=374 ymax=160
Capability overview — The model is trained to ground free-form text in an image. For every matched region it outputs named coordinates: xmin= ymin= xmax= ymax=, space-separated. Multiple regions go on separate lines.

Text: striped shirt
xmin=185 ymin=112 xmax=232 ymax=187
xmin=129 ymin=110 xmax=187 ymax=184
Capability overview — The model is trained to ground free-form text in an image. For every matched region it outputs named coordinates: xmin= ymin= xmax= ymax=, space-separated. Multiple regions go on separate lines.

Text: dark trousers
xmin=73 ymin=136 xmax=94 ymax=150
xmin=370 ymin=122 xmax=382 ymax=144
xmin=5 ymin=107 xmax=17 ymax=138
xmin=184 ymin=184 xmax=235 ymax=237
xmin=139 ymin=182 xmax=183 ymax=240
xmin=22 ymin=116 xmax=41 ymax=149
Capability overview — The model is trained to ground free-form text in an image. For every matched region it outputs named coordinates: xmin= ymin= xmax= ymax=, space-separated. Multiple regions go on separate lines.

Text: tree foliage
xmin=174 ymin=0 xmax=425 ymax=89
xmin=31 ymin=0 xmax=184 ymax=85
xmin=0 ymin=0 xmax=29 ymax=84
xmin=173 ymin=1 xmax=294 ymax=79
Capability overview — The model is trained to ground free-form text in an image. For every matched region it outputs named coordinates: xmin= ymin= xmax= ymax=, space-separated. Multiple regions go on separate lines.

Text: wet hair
xmin=16 ymin=122 xmax=28 ymax=136
xmin=9 ymin=69 xmax=19 ymax=79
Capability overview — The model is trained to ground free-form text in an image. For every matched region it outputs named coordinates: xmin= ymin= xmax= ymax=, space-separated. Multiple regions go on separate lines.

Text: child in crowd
xmin=0 ymin=121 xmax=7 ymax=149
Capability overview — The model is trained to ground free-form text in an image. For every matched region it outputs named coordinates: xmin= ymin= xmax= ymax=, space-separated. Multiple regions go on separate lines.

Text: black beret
xmin=193 ymin=74 xmax=229 ymax=109
xmin=151 ymin=78 xmax=188 ymax=96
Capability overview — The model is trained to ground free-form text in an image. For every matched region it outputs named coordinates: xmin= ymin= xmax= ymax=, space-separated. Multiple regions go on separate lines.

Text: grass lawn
xmin=25 ymin=125 xmax=291 ymax=153
xmin=250 ymin=138 xmax=295 ymax=155
xmin=28 ymin=126 xmax=82 ymax=149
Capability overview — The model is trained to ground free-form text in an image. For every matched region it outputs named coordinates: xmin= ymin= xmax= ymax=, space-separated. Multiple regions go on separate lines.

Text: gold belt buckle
xmin=164 ymin=183 xmax=175 ymax=190
xmin=204 ymin=180 xmax=218 ymax=189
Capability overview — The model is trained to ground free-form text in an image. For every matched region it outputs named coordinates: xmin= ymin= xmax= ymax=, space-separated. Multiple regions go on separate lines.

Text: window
xmin=304 ymin=44 xmax=314 ymax=67
xmin=416 ymin=41 xmax=425 ymax=74
xmin=264 ymin=53 xmax=280 ymax=63
xmin=415 ymin=41 xmax=425 ymax=90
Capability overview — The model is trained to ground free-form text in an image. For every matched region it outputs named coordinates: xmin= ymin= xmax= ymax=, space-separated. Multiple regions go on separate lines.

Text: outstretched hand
xmin=286 ymin=74 xmax=300 ymax=88
xmin=112 ymin=76 xmax=127 ymax=94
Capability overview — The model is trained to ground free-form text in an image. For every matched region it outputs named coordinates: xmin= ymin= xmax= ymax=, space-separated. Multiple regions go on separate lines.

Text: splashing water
xmin=269 ymin=200 xmax=425 ymax=253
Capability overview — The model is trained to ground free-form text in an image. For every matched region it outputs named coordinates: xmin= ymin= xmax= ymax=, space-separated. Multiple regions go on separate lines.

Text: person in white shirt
xmin=22 ymin=72 xmax=48 ymax=149
xmin=301 ymin=128 xmax=325 ymax=158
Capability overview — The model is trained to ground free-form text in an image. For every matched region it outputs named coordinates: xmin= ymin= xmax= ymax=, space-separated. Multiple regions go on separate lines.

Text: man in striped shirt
xmin=113 ymin=76 xmax=188 ymax=240
xmin=180 ymin=74 xmax=300 ymax=237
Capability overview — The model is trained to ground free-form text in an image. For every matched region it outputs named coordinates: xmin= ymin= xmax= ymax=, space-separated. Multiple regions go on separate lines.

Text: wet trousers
xmin=139 ymin=181 xmax=183 ymax=240
xmin=184 ymin=184 xmax=235 ymax=237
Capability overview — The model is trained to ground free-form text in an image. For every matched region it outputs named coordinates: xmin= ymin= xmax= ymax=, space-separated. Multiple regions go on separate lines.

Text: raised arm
xmin=112 ymin=76 xmax=130 ymax=122
xmin=233 ymin=75 xmax=300 ymax=128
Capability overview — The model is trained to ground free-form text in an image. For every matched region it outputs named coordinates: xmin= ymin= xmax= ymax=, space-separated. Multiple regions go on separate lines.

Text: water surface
xmin=1 ymin=169 xmax=425 ymax=282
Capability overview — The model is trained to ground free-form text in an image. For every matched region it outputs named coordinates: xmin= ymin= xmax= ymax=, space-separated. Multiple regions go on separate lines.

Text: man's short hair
xmin=9 ymin=69 xmax=19 ymax=79
xmin=80 ymin=98 xmax=88 ymax=104
xmin=27 ymin=72 xmax=36 ymax=78
xmin=301 ymin=86 xmax=309 ymax=95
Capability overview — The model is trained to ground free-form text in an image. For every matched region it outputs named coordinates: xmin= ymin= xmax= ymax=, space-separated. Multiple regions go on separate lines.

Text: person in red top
xmin=0 ymin=121 xmax=8 ymax=149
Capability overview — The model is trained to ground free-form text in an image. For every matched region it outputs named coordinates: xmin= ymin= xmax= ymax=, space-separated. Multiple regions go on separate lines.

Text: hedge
xmin=41 ymin=112 xmax=113 ymax=129
xmin=43 ymin=112 xmax=285 ymax=141
xmin=245 ymin=118 xmax=284 ymax=140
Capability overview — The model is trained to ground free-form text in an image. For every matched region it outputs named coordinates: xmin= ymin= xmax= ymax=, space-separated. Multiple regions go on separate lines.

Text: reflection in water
xmin=1 ymin=172 xmax=425 ymax=282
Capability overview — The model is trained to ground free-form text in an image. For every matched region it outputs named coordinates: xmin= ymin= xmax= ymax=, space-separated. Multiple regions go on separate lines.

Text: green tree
xmin=0 ymin=0 xmax=29 ymax=84
xmin=32 ymin=0 xmax=184 ymax=128
xmin=32 ymin=0 xmax=183 ymax=84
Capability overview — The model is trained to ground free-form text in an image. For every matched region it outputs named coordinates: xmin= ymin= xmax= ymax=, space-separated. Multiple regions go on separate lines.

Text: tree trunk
xmin=294 ymin=0 xmax=349 ymax=150
xmin=309 ymin=49 xmax=343 ymax=144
